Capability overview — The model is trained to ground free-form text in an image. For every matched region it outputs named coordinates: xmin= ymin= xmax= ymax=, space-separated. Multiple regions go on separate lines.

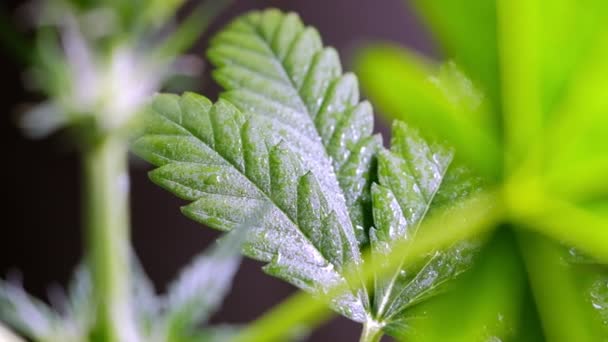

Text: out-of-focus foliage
xmin=408 ymin=0 xmax=500 ymax=112
xmin=16 ymin=0 xmax=227 ymax=139
xmin=0 ymin=323 xmax=24 ymax=342
xmin=353 ymin=0 xmax=608 ymax=340
xmin=355 ymin=47 xmax=500 ymax=180
xmin=0 ymin=228 xmax=247 ymax=342
xmin=390 ymin=230 xmax=534 ymax=342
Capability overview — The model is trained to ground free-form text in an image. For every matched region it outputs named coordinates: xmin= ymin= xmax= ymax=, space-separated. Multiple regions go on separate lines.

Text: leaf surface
xmin=162 ymin=221 xmax=252 ymax=341
xmin=369 ymin=121 xmax=481 ymax=327
xmin=133 ymin=93 xmax=367 ymax=322
xmin=409 ymin=0 xmax=500 ymax=110
xmin=134 ymin=9 xmax=485 ymax=337
xmin=208 ymin=8 xmax=379 ymax=243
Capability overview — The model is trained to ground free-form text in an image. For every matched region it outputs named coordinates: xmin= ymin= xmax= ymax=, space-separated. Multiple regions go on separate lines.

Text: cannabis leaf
xmin=208 ymin=8 xmax=380 ymax=244
xmin=132 ymin=93 xmax=368 ymax=322
xmin=0 ymin=266 xmax=93 ymax=342
xmin=161 ymin=225 xmax=247 ymax=341
xmin=369 ymin=121 xmax=480 ymax=331
xmin=133 ymin=8 xmax=482 ymax=339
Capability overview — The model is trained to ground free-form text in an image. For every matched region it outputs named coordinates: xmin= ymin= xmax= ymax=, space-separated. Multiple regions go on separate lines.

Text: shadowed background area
xmin=0 ymin=1 xmax=436 ymax=340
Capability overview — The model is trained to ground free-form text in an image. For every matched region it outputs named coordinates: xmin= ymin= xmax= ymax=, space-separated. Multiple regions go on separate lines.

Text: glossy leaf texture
xmin=132 ymin=93 xmax=368 ymax=322
xmin=207 ymin=8 xmax=380 ymax=244
xmin=368 ymin=121 xmax=481 ymax=331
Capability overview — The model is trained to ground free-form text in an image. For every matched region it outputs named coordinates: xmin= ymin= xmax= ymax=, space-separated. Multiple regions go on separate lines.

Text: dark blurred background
xmin=0 ymin=1 xmax=436 ymax=340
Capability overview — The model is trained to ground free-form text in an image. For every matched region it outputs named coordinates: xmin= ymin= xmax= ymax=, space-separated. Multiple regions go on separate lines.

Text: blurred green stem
xmin=359 ymin=322 xmax=383 ymax=342
xmin=83 ymin=134 xmax=134 ymax=342
xmin=154 ymin=0 xmax=233 ymax=61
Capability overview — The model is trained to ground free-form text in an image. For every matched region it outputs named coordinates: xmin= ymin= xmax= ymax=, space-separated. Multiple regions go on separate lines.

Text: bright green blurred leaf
xmin=393 ymin=230 xmax=530 ymax=342
xmin=546 ymin=33 xmax=608 ymax=183
xmin=232 ymin=189 xmax=503 ymax=342
xmin=496 ymin=0 xmax=542 ymax=173
xmin=408 ymin=0 xmax=500 ymax=111
xmin=538 ymin=0 xmax=608 ymax=116
xmin=355 ymin=44 xmax=501 ymax=180
xmin=518 ymin=231 xmax=602 ymax=342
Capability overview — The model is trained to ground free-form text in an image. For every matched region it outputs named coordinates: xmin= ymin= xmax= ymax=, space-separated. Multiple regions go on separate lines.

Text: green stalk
xmin=83 ymin=134 xmax=135 ymax=342
xmin=359 ymin=321 xmax=383 ymax=342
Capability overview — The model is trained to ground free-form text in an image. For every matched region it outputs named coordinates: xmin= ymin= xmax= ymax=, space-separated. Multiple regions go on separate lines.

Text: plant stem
xmin=359 ymin=321 xmax=383 ymax=342
xmin=83 ymin=134 xmax=136 ymax=342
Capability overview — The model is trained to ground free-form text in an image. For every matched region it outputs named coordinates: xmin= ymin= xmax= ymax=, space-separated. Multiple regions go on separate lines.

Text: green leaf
xmin=355 ymin=44 xmax=501 ymax=180
xmin=132 ymin=10 xmax=493 ymax=340
xmin=207 ymin=8 xmax=380 ymax=244
xmin=537 ymin=0 xmax=608 ymax=116
xmin=546 ymin=35 xmax=608 ymax=186
xmin=393 ymin=230 xmax=530 ymax=342
xmin=163 ymin=223 xmax=246 ymax=339
xmin=229 ymin=189 xmax=502 ymax=342
xmin=368 ymin=121 xmax=481 ymax=329
xmin=132 ymin=92 xmax=368 ymax=322
xmin=409 ymin=0 xmax=500 ymax=110
xmin=518 ymin=231 xmax=602 ymax=342
xmin=0 ymin=276 xmax=59 ymax=340
xmin=587 ymin=270 xmax=608 ymax=337
xmin=0 ymin=266 xmax=93 ymax=342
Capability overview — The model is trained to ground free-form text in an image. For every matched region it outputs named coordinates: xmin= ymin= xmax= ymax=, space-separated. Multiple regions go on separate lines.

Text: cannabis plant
xmin=3 ymin=1 xmax=608 ymax=342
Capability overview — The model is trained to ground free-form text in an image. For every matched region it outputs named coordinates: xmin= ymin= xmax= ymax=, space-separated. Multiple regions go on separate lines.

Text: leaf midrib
xmin=241 ymin=16 xmax=367 ymax=258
